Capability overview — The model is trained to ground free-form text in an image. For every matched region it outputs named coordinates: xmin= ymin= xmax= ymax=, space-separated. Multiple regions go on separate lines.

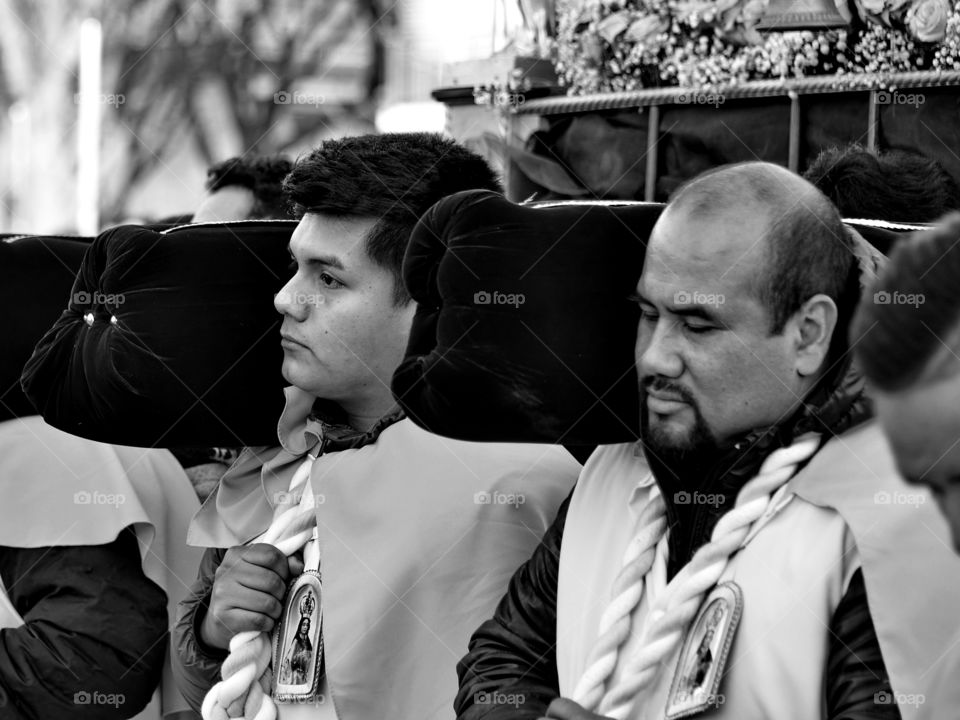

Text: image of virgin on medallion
xmin=277 ymin=587 xmax=320 ymax=691
xmin=684 ymin=601 xmax=725 ymax=693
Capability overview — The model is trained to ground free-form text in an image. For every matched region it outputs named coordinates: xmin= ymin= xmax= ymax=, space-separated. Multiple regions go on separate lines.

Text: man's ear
xmin=793 ymin=293 xmax=837 ymax=377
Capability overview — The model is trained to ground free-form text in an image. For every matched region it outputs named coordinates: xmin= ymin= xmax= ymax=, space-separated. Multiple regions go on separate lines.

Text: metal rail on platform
xmin=511 ymin=70 xmax=960 ymax=201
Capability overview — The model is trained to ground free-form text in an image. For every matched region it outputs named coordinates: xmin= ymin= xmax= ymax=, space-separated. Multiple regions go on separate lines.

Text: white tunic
xmin=557 ymin=423 xmax=960 ymax=720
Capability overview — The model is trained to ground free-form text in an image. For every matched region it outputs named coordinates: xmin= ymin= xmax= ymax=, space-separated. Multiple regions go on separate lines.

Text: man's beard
xmin=640 ymin=376 xmax=720 ymax=471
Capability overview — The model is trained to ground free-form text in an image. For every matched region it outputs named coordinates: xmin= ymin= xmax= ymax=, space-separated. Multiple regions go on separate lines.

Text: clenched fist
xmin=199 ymin=543 xmax=303 ymax=650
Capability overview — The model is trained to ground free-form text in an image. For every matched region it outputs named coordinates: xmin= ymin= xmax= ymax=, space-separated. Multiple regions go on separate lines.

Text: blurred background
xmin=0 ymin=0 xmax=527 ymax=233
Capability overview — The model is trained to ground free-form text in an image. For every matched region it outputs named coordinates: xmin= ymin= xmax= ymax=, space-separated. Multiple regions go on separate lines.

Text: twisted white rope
xmin=202 ymin=457 xmax=318 ymax=720
xmin=573 ymin=435 xmax=820 ymax=719
xmin=571 ymin=488 xmax=668 ymax=710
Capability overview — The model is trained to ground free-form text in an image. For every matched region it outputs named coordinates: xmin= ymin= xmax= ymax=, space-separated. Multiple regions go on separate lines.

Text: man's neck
xmin=330 ymin=397 xmax=401 ymax=433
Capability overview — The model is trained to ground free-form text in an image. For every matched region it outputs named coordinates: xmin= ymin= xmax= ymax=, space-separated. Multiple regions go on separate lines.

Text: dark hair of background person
xmin=853 ymin=213 xmax=960 ymax=392
xmin=283 ymin=132 xmax=503 ymax=305
xmin=205 ymin=154 xmax=295 ymax=220
xmin=804 ymin=145 xmax=960 ymax=224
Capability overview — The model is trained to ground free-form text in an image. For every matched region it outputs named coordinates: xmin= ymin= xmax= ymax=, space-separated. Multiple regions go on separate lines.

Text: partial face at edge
xmin=876 ymin=374 xmax=960 ymax=553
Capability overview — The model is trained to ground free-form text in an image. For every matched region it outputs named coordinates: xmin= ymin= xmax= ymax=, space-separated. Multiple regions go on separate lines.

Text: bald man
xmin=456 ymin=162 xmax=960 ymax=720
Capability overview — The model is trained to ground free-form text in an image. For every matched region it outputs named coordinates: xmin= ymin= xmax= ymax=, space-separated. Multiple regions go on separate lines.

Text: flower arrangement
xmin=553 ymin=0 xmax=960 ymax=91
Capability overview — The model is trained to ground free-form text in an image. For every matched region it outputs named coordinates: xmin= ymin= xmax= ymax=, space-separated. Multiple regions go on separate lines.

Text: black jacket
xmin=0 ymin=528 xmax=168 ymax=720
xmin=456 ymin=366 xmax=901 ymax=719
xmin=172 ymin=547 xmax=229 ymax=714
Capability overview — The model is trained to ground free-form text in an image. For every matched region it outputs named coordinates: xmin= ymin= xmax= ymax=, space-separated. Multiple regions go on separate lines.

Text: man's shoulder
xmin=788 ymin=420 xmax=899 ymax=504
xmin=382 ymin=418 xmax=582 ymax=475
xmin=579 ymin=441 xmax=649 ymax=480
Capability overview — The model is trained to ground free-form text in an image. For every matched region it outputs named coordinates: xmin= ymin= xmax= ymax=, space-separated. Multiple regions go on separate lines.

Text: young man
xmin=173 ymin=133 xmax=580 ymax=720
xmin=456 ymin=162 xmax=960 ymax=719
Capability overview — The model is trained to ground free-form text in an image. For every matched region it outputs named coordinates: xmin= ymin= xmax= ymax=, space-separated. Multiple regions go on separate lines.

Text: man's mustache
xmin=642 ymin=377 xmax=696 ymax=406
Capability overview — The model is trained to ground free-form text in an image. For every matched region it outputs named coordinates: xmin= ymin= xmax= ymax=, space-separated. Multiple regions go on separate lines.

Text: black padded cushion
xmin=393 ymin=190 xmax=663 ymax=445
xmin=21 ymin=221 xmax=295 ymax=447
xmin=1 ymin=235 xmax=91 ymax=421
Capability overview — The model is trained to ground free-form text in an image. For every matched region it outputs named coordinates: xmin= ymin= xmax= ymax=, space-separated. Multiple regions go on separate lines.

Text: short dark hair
xmin=205 ymin=155 xmax=294 ymax=220
xmin=854 ymin=213 xmax=960 ymax=392
xmin=804 ymin=145 xmax=960 ymax=224
xmin=671 ymin=162 xmax=856 ymax=341
xmin=282 ymin=133 xmax=502 ymax=304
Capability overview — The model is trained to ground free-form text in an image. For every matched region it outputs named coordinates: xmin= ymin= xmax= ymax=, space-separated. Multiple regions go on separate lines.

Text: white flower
xmin=625 ymin=15 xmax=669 ymax=44
xmin=859 ymin=0 xmax=887 ymax=12
xmin=906 ymin=0 xmax=950 ymax=41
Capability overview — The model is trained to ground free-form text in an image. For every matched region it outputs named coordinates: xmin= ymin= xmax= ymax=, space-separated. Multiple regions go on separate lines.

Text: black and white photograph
xmin=2 ymin=1 xmax=960 ymax=719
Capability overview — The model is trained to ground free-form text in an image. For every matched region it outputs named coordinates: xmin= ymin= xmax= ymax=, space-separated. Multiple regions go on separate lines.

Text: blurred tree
xmin=0 ymin=0 xmax=393 ymax=228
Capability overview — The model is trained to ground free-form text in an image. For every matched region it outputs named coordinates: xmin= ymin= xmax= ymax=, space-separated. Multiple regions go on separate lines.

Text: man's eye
xmin=319 ymin=272 xmax=343 ymax=289
xmin=684 ymin=322 xmax=715 ymax=334
xmin=639 ymin=309 xmax=658 ymax=323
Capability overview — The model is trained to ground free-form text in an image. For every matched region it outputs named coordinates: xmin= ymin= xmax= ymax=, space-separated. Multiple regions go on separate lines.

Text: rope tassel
xmin=202 ymin=457 xmax=318 ymax=720
xmin=573 ymin=435 xmax=820 ymax=719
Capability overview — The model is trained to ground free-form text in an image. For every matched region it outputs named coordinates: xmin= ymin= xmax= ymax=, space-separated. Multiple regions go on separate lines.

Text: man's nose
xmin=636 ymin=319 xmax=683 ymax=379
xmin=274 ymin=277 xmax=307 ymax=320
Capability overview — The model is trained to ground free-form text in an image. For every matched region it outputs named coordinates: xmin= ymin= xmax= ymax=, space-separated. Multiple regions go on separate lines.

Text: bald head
xmin=658 ymin=162 xmax=856 ymax=337
xmin=670 ymin=161 xmax=824 ymax=219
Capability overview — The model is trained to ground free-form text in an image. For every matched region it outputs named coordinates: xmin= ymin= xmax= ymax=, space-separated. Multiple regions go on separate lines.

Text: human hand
xmin=200 ymin=543 xmax=292 ymax=650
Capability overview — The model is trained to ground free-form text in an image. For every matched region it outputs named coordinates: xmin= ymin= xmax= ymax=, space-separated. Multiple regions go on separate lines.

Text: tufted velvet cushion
xmin=1 ymin=235 xmax=92 ymax=421
xmin=393 ymin=190 xmax=663 ymax=445
xmin=392 ymin=193 xmax=932 ymax=446
xmin=21 ymin=221 xmax=295 ymax=447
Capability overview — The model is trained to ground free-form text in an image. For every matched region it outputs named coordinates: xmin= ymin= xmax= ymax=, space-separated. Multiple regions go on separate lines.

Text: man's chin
xmin=280 ymin=360 xmax=312 ymax=392
xmin=643 ymin=418 xmax=697 ymax=454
